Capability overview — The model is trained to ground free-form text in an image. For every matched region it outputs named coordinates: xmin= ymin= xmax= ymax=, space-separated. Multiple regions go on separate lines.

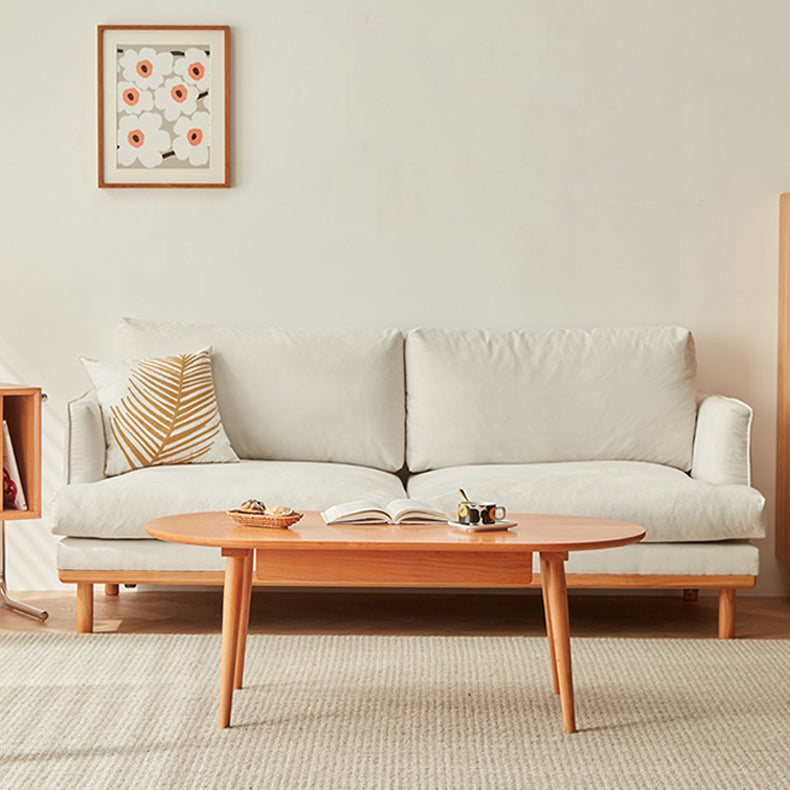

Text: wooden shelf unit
xmin=0 ymin=384 xmax=42 ymax=520
xmin=0 ymin=383 xmax=47 ymax=621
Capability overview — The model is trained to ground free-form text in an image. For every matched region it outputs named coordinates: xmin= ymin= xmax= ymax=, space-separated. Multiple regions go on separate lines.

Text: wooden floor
xmin=2 ymin=588 xmax=790 ymax=637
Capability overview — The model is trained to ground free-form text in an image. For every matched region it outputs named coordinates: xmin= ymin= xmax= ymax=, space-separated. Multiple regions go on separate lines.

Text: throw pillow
xmin=81 ymin=347 xmax=239 ymax=476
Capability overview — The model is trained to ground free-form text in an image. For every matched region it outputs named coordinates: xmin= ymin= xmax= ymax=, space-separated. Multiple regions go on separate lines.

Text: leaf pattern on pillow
xmin=109 ymin=351 xmax=222 ymax=470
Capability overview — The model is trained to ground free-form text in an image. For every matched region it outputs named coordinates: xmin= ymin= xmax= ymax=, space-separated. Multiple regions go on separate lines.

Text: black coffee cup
xmin=458 ymin=502 xmax=507 ymax=525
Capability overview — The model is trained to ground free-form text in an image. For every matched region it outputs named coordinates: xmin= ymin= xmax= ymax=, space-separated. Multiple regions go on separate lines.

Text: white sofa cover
xmin=54 ymin=460 xmax=407 ymax=540
xmin=53 ymin=320 xmax=765 ymax=606
xmin=111 ymin=319 xmax=406 ymax=471
xmin=405 ymin=326 xmax=698 ymax=472
xmin=406 ymin=461 xmax=764 ymax=543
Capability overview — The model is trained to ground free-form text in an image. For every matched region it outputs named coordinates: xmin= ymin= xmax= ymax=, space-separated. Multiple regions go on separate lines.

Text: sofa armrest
xmin=66 ymin=391 xmax=106 ymax=484
xmin=690 ymin=394 xmax=753 ymax=486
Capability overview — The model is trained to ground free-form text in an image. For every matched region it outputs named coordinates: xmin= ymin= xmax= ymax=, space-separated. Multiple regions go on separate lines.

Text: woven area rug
xmin=1 ymin=634 xmax=789 ymax=789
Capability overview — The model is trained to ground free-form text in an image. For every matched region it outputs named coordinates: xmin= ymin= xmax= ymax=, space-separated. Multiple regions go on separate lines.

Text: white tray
xmin=448 ymin=519 xmax=517 ymax=533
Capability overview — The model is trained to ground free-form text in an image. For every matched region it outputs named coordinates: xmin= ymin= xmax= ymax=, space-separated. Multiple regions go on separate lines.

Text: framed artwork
xmin=98 ymin=25 xmax=229 ymax=188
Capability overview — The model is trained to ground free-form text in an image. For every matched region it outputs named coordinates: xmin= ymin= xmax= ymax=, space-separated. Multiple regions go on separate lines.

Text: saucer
xmin=448 ymin=519 xmax=517 ymax=533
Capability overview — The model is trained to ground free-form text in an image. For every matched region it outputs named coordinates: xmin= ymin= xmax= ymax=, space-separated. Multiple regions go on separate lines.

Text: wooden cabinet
xmin=0 ymin=383 xmax=42 ymax=520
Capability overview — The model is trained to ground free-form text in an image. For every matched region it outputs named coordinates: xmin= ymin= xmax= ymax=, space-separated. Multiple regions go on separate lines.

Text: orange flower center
xmin=170 ymin=84 xmax=187 ymax=103
xmin=187 ymin=128 xmax=203 ymax=146
xmin=127 ymin=129 xmax=145 ymax=148
xmin=123 ymin=87 xmax=140 ymax=106
xmin=188 ymin=62 xmax=205 ymax=81
xmin=136 ymin=59 xmax=153 ymax=78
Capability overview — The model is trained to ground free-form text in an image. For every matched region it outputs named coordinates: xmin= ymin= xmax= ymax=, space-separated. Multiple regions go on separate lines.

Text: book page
xmin=387 ymin=499 xmax=449 ymax=523
xmin=321 ymin=500 xmax=390 ymax=524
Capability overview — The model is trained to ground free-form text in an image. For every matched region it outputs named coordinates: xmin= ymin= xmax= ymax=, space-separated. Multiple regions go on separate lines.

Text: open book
xmin=2 ymin=420 xmax=27 ymax=510
xmin=321 ymin=499 xmax=449 ymax=525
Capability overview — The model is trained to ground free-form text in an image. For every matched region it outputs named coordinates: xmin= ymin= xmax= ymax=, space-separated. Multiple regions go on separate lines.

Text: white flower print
xmin=117 ymin=113 xmax=171 ymax=168
xmin=173 ymin=111 xmax=210 ymax=166
xmin=119 ymin=47 xmax=173 ymax=90
xmin=154 ymin=77 xmax=198 ymax=121
xmin=117 ymin=81 xmax=154 ymax=115
xmin=174 ymin=48 xmax=210 ymax=91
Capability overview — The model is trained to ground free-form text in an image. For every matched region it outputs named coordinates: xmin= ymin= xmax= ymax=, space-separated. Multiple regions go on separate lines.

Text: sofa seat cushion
xmin=55 ymin=537 xmax=758 ymax=576
xmin=406 ymin=461 xmax=765 ymax=542
xmin=57 ymin=537 xmax=226 ymax=572
xmin=52 ymin=460 xmax=406 ymax=540
xmin=556 ymin=540 xmax=759 ymax=576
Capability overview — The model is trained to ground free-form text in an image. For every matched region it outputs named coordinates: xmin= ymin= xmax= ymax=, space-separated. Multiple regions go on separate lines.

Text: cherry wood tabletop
xmin=146 ymin=511 xmax=646 ymax=553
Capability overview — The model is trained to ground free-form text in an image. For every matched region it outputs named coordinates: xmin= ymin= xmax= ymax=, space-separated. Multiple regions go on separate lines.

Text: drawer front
xmin=254 ymin=548 xmax=532 ymax=587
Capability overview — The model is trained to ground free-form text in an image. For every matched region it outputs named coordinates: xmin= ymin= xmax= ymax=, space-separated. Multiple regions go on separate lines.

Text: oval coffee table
xmin=146 ymin=511 xmax=645 ymax=733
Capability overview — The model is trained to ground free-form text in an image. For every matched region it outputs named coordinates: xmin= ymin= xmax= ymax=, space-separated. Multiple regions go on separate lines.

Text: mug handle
xmin=494 ymin=506 xmax=506 ymax=521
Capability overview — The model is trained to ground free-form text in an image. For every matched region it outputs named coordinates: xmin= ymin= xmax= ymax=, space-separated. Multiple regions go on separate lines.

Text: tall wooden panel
xmin=777 ymin=194 xmax=790 ymax=564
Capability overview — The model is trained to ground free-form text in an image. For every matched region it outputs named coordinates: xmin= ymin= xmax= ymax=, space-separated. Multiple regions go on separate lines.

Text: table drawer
xmin=254 ymin=548 xmax=532 ymax=587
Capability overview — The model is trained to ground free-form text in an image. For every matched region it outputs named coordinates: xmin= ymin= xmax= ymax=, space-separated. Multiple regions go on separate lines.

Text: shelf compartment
xmin=0 ymin=384 xmax=42 ymax=520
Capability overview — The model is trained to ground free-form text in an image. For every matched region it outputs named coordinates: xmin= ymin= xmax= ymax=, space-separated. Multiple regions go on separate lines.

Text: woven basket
xmin=226 ymin=510 xmax=303 ymax=529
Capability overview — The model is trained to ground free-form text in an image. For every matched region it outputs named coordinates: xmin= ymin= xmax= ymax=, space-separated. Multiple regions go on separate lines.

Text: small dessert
xmin=227 ymin=501 xmax=302 ymax=528
xmin=264 ymin=505 xmax=293 ymax=516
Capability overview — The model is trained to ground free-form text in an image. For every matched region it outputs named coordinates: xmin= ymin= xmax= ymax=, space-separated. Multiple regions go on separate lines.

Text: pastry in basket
xmin=264 ymin=505 xmax=293 ymax=516
xmin=227 ymin=502 xmax=302 ymax=528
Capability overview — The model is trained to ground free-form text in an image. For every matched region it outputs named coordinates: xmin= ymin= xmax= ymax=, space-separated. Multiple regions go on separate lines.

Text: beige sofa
xmin=52 ymin=319 xmax=765 ymax=635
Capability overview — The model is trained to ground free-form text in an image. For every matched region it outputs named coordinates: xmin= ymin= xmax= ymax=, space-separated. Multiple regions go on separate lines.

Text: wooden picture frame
xmin=98 ymin=25 xmax=229 ymax=188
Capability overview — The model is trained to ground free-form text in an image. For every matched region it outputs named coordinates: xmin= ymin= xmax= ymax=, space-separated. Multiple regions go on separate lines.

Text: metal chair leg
xmin=0 ymin=521 xmax=48 ymax=622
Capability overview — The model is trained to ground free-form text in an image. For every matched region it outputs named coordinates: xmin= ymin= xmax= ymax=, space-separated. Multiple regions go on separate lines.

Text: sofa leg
xmin=682 ymin=588 xmax=699 ymax=602
xmin=718 ymin=588 xmax=736 ymax=639
xmin=104 ymin=584 xmax=119 ymax=597
xmin=76 ymin=583 xmax=94 ymax=633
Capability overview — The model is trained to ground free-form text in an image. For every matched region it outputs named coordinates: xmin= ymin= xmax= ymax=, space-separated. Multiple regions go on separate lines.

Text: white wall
xmin=2 ymin=0 xmax=789 ymax=594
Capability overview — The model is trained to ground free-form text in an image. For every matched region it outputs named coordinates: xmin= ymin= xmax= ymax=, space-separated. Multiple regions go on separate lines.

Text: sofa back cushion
xmin=113 ymin=319 xmax=405 ymax=471
xmin=405 ymin=327 xmax=697 ymax=472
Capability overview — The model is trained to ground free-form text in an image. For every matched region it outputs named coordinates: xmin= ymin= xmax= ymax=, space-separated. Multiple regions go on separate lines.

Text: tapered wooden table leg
xmin=234 ymin=551 xmax=254 ymax=690
xmin=540 ymin=555 xmax=560 ymax=695
xmin=219 ymin=549 xmax=247 ymax=729
xmin=541 ymin=551 xmax=575 ymax=734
